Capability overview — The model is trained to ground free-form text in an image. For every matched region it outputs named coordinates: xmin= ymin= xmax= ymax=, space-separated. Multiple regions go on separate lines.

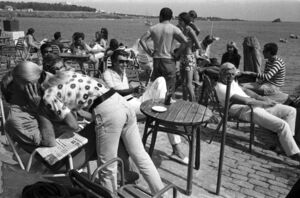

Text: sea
xmin=2 ymin=17 xmax=300 ymax=95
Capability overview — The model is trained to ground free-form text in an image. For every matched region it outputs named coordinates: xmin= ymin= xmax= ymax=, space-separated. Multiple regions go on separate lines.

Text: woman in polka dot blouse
xmin=12 ymin=61 xmax=165 ymax=194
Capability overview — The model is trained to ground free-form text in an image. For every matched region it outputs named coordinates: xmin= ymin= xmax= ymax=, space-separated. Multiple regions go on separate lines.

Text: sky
xmin=4 ymin=0 xmax=300 ymax=21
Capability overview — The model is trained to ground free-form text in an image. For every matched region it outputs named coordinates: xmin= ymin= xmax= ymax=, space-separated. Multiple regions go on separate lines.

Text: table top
xmin=60 ymin=39 xmax=71 ymax=44
xmin=59 ymin=53 xmax=90 ymax=59
xmin=140 ymin=99 xmax=212 ymax=126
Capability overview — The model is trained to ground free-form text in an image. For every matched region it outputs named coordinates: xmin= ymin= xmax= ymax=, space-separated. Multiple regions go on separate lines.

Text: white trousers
xmin=239 ymin=104 xmax=299 ymax=156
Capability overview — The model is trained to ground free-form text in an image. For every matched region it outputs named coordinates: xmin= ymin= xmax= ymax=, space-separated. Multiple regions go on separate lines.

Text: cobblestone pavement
xmin=2 ymin=120 xmax=298 ymax=198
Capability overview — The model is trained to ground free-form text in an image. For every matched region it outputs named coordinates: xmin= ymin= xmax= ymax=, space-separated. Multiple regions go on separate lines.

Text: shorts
xmin=181 ymin=54 xmax=196 ymax=71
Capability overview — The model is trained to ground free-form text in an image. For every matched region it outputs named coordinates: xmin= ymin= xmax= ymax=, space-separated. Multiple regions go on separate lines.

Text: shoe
xmin=169 ymin=153 xmax=189 ymax=165
xmin=170 ymin=98 xmax=176 ymax=104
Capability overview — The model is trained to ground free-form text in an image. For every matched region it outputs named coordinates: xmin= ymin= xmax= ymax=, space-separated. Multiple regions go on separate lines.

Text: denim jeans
xmin=239 ymin=104 xmax=299 ymax=156
xmin=92 ymin=93 xmax=164 ymax=194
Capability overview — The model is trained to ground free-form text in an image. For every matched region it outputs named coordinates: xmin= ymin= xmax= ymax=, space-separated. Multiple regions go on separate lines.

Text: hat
xmin=227 ymin=41 xmax=238 ymax=50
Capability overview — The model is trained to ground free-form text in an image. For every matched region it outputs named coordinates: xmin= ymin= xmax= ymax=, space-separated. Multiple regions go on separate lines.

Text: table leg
xmin=186 ymin=125 xmax=196 ymax=195
xmin=142 ymin=117 xmax=151 ymax=145
xmin=195 ymin=126 xmax=201 ymax=170
xmin=148 ymin=121 xmax=159 ymax=157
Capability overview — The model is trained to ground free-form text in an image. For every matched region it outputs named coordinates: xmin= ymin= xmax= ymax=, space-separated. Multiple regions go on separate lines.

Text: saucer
xmin=152 ymin=106 xmax=167 ymax=112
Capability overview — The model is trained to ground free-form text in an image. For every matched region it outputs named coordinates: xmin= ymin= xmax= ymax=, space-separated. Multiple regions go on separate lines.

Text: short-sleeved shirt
xmin=103 ymin=68 xmax=133 ymax=100
xmin=148 ymin=22 xmax=184 ymax=59
xmin=43 ymin=71 xmax=109 ymax=120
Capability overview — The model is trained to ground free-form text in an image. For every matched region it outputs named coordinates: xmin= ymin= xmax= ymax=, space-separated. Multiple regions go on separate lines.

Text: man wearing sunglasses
xmin=103 ymin=49 xmax=189 ymax=165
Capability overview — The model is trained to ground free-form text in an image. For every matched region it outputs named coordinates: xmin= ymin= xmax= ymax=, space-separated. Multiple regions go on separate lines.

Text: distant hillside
xmin=0 ymin=1 xmax=95 ymax=12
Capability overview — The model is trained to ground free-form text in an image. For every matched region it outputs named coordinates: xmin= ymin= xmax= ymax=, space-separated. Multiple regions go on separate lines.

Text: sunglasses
xmin=118 ymin=60 xmax=129 ymax=64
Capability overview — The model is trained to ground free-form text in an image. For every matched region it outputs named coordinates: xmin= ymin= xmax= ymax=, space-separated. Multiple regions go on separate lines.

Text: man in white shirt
xmin=103 ymin=49 xmax=189 ymax=165
xmin=215 ymin=62 xmax=300 ymax=161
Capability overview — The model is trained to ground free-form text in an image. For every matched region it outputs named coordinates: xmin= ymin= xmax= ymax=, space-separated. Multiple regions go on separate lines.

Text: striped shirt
xmin=257 ymin=56 xmax=286 ymax=87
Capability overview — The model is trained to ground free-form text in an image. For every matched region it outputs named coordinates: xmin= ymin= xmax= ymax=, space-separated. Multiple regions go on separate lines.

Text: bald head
xmin=12 ymin=61 xmax=42 ymax=90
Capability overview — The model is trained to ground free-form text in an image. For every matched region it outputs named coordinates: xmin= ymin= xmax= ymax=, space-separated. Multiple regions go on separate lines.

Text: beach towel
xmin=243 ymin=36 xmax=262 ymax=73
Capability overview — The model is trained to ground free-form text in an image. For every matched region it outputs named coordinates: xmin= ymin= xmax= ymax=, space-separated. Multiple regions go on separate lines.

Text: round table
xmin=140 ymin=99 xmax=212 ymax=195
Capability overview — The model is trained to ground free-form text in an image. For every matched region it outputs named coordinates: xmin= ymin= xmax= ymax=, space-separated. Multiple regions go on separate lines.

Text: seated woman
xmin=70 ymin=32 xmax=99 ymax=76
xmin=221 ymin=41 xmax=241 ymax=69
xmin=11 ymin=61 xmax=165 ymax=194
xmin=43 ymin=53 xmax=73 ymax=74
xmin=0 ymin=71 xmax=96 ymax=171
xmin=90 ymin=31 xmax=106 ymax=60
xmin=25 ymin=28 xmax=41 ymax=53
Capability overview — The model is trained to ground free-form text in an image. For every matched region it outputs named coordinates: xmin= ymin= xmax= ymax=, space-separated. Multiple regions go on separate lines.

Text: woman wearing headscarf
xmin=12 ymin=61 xmax=165 ymax=195
xmin=221 ymin=41 xmax=241 ymax=69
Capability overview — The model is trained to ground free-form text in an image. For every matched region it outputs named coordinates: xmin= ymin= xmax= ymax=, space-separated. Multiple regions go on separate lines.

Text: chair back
xmin=69 ymin=169 xmax=114 ymax=198
xmin=51 ymin=44 xmax=61 ymax=54
xmin=15 ymin=37 xmax=26 ymax=50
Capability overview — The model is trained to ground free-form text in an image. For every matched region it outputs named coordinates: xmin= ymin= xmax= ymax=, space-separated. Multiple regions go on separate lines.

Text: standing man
xmin=242 ymin=42 xmax=286 ymax=96
xmin=139 ymin=7 xmax=188 ymax=99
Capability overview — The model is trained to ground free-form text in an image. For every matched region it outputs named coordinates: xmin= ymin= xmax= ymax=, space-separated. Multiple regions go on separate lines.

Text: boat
xmin=144 ymin=19 xmax=153 ymax=26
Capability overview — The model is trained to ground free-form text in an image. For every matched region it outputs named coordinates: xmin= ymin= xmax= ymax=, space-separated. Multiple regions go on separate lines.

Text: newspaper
xmin=36 ymin=133 xmax=88 ymax=165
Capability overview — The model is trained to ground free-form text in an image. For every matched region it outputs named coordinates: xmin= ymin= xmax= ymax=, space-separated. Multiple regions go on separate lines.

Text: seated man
xmin=241 ymin=42 xmax=286 ymax=96
xmin=103 ymin=49 xmax=189 ymax=164
xmin=51 ymin=31 xmax=68 ymax=52
xmin=1 ymin=71 xmax=96 ymax=171
xmin=215 ymin=63 xmax=300 ymax=161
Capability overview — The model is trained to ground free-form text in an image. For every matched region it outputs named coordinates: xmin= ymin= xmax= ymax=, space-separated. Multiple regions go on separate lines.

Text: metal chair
xmin=51 ymin=44 xmax=61 ymax=55
xmin=0 ymin=45 xmax=16 ymax=69
xmin=200 ymin=74 xmax=255 ymax=152
xmin=1 ymin=98 xmax=89 ymax=177
xmin=15 ymin=37 xmax=41 ymax=62
xmin=70 ymin=157 xmax=178 ymax=198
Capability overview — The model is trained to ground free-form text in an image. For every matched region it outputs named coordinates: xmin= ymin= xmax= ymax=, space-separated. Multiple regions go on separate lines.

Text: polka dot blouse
xmin=43 ymin=71 xmax=109 ymax=120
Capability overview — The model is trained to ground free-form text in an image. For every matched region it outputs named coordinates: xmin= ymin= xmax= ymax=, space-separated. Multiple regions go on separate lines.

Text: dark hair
xmin=40 ymin=43 xmax=53 ymax=56
xmin=43 ymin=53 xmax=63 ymax=74
xmin=26 ymin=28 xmax=35 ymax=35
xmin=188 ymin=10 xmax=197 ymax=19
xmin=159 ymin=7 xmax=173 ymax=22
xmin=263 ymin=43 xmax=278 ymax=56
xmin=0 ymin=71 xmax=13 ymax=103
xmin=72 ymin=32 xmax=85 ymax=41
xmin=109 ymin=39 xmax=119 ymax=50
xmin=54 ymin=32 xmax=61 ymax=40
xmin=100 ymin=28 xmax=108 ymax=40
xmin=178 ymin=12 xmax=191 ymax=25
xmin=111 ymin=49 xmax=129 ymax=63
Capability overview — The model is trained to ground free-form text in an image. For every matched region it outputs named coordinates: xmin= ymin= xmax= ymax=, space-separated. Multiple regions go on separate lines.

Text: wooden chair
xmin=200 ymin=74 xmax=255 ymax=152
xmin=69 ymin=157 xmax=178 ymax=198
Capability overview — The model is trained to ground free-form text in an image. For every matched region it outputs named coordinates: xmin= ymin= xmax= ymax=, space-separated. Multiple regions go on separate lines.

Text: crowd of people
xmin=1 ymin=6 xmax=300 ymax=197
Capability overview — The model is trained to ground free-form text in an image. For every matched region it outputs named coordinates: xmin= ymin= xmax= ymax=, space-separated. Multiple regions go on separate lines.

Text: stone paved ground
xmin=0 ymin=61 xmax=299 ymax=197
xmin=1 ymin=119 xmax=299 ymax=198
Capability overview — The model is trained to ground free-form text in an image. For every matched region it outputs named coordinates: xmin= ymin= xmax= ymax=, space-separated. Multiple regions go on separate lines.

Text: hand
xmin=25 ymin=83 xmax=41 ymax=111
xmin=261 ymin=100 xmax=277 ymax=108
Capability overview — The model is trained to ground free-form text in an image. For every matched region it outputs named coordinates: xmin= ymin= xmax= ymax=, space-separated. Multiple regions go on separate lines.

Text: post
xmin=216 ymin=75 xmax=233 ymax=195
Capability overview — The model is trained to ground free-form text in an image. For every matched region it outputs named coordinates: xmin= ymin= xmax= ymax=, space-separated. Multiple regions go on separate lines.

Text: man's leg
xmin=239 ymin=106 xmax=300 ymax=156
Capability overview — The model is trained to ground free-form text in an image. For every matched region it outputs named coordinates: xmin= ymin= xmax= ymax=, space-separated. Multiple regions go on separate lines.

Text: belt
xmin=89 ymin=89 xmax=116 ymax=112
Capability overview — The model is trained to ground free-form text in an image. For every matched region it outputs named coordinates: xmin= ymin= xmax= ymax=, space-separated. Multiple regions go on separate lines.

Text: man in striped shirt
xmin=241 ymin=43 xmax=286 ymax=96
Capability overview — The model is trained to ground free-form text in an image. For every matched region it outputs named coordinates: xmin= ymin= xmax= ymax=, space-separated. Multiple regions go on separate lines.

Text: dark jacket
xmin=221 ymin=52 xmax=241 ymax=69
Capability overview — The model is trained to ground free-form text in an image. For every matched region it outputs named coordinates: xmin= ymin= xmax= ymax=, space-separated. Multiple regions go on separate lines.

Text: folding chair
xmin=69 ymin=157 xmax=178 ymax=198
xmin=0 ymin=45 xmax=16 ymax=69
xmin=200 ymin=74 xmax=255 ymax=152
xmin=15 ymin=37 xmax=41 ymax=63
xmin=51 ymin=44 xmax=61 ymax=55
xmin=1 ymin=98 xmax=89 ymax=177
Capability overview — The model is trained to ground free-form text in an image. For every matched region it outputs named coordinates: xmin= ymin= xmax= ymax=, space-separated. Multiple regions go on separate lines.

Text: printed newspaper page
xmin=36 ymin=133 xmax=88 ymax=165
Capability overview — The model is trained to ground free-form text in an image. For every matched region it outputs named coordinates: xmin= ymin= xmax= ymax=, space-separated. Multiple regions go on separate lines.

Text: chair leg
xmin=5 ymin=132 xmax=25 ymax=170
xmin=209 ymin=120 xmax=223 ymax=144
xmin=26 ymin=150 xmax=38 ymax=172
xmin=249 ymin=123 xmax=255 ymax=153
